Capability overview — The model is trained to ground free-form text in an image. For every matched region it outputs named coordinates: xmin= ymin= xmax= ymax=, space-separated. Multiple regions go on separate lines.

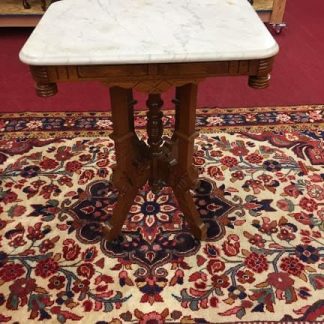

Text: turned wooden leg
xmin=102 ymin=87 xmax=149 ymax=241
xmin=170 ymin=84 xmax=207 ymax=240
xmin=146 ymin=93 xmax=165 ymax=193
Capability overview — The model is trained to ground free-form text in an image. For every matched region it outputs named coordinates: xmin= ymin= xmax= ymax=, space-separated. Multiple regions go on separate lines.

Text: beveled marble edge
xmin=19 ymin=0 xmax=279 ymax=66
xmin=20 ymin=45 xmax=279 ymax=66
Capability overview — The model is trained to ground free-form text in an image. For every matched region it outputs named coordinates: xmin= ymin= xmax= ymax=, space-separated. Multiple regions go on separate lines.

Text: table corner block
xmin=30 ymin=65 xmax=58 ymax=97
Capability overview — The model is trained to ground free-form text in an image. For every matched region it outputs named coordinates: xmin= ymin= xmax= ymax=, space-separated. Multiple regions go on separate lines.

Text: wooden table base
xmin=27 ymin=57 xmax=276 ymax=242
xmin=102 ymin=84 xmax=207 ymax=241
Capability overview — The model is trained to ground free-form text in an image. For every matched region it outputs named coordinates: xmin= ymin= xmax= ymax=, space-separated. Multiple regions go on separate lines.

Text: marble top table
xmin=20 ymin=0 xmax=279 ymax=241
xmin=20 ymin=0 xmax=278 ymax=65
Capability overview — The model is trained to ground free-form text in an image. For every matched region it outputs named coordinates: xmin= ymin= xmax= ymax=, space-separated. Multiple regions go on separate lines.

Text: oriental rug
xmin=0 ymin=105 xmax=323 ymax=324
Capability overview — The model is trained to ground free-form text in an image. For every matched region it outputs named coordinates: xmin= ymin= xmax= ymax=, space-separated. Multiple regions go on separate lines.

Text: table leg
xmin=102 ymin=86 xmax=149 ymax=241
xmin=101 ymin=187 xmax=139 ymax=241
xmin=169 ymin=84 xmax=207 ymax=240
xmin=103 ymin=85 xmax=206 ymax=241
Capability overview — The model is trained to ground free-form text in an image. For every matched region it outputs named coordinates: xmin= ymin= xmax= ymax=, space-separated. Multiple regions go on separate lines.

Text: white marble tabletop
xmin=19 ymin=0 xmax=279 ymax=66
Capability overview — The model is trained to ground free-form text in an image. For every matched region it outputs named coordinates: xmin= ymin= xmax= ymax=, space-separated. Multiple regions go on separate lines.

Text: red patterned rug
xmin=0 ymin=105 xmax=323 ymax=324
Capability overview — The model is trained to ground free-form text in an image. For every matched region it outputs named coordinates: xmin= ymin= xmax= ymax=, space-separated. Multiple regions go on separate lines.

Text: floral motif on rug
xmin=0 ymin=106 xmax=323 ymax=324
xmin=0 ymin=105 xmax=323 ymax=140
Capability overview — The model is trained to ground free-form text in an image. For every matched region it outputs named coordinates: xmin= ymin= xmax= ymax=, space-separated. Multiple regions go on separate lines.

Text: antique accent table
xmin=20 ymin=0 xmax=279 ymax=242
